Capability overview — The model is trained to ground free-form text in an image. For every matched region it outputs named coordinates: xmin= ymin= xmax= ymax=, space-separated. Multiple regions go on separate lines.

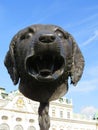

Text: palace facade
xmin=0 ymin=87 xmax=98 ymax=130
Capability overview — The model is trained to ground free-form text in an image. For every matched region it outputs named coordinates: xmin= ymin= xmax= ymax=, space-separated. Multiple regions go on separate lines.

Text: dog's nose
xmin=39 ymin=34 xmax=56 ymax=43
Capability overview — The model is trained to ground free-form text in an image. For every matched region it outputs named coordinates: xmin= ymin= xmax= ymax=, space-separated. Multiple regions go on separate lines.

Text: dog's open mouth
xmin=25 ymin=54 xmax=65 ymax=82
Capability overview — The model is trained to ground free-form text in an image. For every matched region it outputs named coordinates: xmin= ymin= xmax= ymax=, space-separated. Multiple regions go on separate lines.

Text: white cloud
xmin=78 ymin=13 xmax=98 ymax=25
xmin=86 ymin=66 xmax=98 ymax=78
xmin=69 ymin=79 xmax=97 ymax=93
xmin=82 ymin=30 xmax=98 ymax=46
xmin=80 ymin=106 xmax=97 ymax=118
xmin=65 ymin=13 xmax=98 ymax=30
xmin=69 ymin=65 xmax=98 ymax=93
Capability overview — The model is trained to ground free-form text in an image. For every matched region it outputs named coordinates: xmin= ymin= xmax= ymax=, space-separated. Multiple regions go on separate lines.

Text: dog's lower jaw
xmin=49 ymin=82 xmax=68 ymax=101
xmin=19 ymin=75 xmax=68 ymax=102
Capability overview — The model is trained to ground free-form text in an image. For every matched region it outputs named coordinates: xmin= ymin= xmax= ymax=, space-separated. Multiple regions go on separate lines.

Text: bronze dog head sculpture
xmin=4 ymin=24 xmax=84 ymax=130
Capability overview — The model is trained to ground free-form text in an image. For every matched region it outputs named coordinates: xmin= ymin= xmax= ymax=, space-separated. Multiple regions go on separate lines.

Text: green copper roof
xmin=94 ymin=112 xmax=98 ymax=119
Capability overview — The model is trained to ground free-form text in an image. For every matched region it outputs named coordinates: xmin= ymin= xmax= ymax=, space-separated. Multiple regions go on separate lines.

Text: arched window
xmin=28 ymin=126 xmax=36 ymax=130
xmin=59 ymin=126 xmax=64 ymax=130
xmin=52 ymin=128 xmax=56 ymax=130
xmin=52 ymin=125 xmax=56 ymax=130
xmin=14 ymin=125 xmax=23 ymax=130
xmin=0 ymin=123 xmax=10 ymax=130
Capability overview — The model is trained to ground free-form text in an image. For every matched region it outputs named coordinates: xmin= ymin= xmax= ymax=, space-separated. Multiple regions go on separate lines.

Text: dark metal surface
xmin=4 ymin=24 xmax=85 ymax=130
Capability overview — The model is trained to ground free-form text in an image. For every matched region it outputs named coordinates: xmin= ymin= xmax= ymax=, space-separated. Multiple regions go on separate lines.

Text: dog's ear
xmin=69 ymin=35 xmax=85 ymax=86
xmin=4 ymin=36 xmax=19 ymax=85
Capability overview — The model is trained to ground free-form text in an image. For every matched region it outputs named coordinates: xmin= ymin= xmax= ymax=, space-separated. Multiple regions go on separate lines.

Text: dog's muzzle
xmin=25 ymin=33 xmax=65 ymax=82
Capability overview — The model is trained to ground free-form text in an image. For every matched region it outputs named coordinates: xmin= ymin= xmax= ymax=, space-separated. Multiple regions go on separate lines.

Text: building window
xmin=33 ymin=103 xmax=38 ymax=113
xmin=14 ymin=125 xmax=23 ymax=130
xmin=28 ymin=126 xmax=36 ymax=130
xmin=0 ymin=123 xmax=10 ymax=130
xmin=67 ymin=112 xmax=70 ymax=119
xmin=1 ymin=115 xmax=8 ymax=120
xmin=29 ymin=119 xmax=34 ymax=123
xmin=16 ymin=117 xmax=22 ymax=121
xmin=52 ymin=108 xmax=56 ymax=117
xmin=60 ymin=110 xmax=63 ymax=118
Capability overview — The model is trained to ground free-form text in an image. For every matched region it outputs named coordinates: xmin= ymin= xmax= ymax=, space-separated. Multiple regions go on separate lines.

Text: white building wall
xmin=0 ymin=89 xmax=98 ymax=130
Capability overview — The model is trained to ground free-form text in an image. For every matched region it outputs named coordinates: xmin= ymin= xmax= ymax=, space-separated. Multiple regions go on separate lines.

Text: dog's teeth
xmin=51 ymin=64 xmax=54 ymax=72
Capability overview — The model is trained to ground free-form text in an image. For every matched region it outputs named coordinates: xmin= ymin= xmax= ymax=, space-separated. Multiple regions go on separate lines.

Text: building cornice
xmin=0 ymin=107 xmax=37 ymax=115
xmin=50 ymin=117 xmax=97 ymax=125
xmin=50 ymin=101 xmax=73 ymax=108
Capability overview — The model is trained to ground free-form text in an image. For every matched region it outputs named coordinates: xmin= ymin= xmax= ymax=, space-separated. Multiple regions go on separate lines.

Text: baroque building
xmin=0 ymin=87 xmax=98 ymax=130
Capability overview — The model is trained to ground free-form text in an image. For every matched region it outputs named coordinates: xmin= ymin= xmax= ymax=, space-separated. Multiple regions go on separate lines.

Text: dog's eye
xmin=25 ymin=33 xmax=33 ymax=39
xmin=55 ymin=29 xmax=68 ymax=39
xmin=55 ymin=30 xmax=65 ymax=39
xmin=20 ymin=33 xmax=33 ymax=40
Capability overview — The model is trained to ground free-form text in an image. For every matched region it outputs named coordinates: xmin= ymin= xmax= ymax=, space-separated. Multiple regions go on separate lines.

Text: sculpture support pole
xmin=38 ymin=102 xmax=50 ymax=130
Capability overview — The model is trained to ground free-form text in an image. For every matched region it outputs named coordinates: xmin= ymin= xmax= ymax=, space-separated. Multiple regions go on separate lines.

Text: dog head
xmin=4 ymin=24 xmax=84 ymax=102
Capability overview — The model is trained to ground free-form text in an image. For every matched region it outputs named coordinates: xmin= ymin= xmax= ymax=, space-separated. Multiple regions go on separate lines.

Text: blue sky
xmin=0 ymin=0 xmax=98 ymax=116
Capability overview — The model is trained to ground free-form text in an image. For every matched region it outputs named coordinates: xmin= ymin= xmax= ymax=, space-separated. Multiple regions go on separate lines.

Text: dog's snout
xmin=39 ymin=34 xmax=56 ymax=43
